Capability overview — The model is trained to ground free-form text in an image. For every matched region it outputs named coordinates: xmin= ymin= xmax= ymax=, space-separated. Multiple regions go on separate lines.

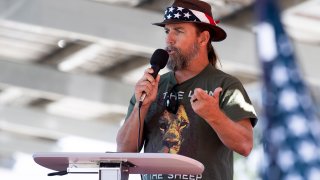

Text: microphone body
xmin=139 ymin=49 xmax=169 ymax=107
xmin=139 ymin=65 xmax=161 ymax=103
xmin=150 ymin=65 xmax=161 ymax=79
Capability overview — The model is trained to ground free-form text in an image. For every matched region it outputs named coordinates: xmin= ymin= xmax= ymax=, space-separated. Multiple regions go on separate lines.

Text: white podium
xmin=33 ymin=152 xmax=204 ymax=180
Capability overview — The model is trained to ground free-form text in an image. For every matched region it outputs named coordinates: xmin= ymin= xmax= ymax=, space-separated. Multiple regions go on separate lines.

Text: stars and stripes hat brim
xmin=153 ymin=0 xmax=227 ymax=42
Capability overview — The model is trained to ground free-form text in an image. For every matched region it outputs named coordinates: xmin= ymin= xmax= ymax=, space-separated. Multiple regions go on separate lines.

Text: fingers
xmin=135 ymin=68 xmax=160 ymax=104
xmin=143 ymin=68 xmax=156 ymax=85
xmin=139 ymin=68 xmax=161 ymax=90
xmin=213 ymin=87 xmax=222 ymax=99
xmin=155 ymin=74 xmax=160 ymax=83
xmin=136 ymin=80 xmax=153 ymax=96
xmin=192 ymin=88 xmax=206 ymax=101
xmin=190 ymin=87 xmax=222 ymax=104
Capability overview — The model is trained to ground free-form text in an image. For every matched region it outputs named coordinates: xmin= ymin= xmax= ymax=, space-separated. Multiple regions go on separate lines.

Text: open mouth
xmin=168 ymin=50 xmax=174 ymax=55
xmin=166 ymin=49 xmax=176 ymax=55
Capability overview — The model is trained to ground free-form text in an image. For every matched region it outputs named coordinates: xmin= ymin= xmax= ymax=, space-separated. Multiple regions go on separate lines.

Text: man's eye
xmin=176 ymin=29 xmax=184 ymax=33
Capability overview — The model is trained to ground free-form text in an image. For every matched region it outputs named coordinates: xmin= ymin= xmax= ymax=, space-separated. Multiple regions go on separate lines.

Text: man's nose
xmin=166 ymin=32 xmax=175 ymax=45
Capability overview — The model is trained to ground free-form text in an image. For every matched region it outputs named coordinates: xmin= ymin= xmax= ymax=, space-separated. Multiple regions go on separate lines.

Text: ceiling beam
xmin=0 ymin=105 xmax=120 ymax=142
xmin=0 ymin=60 xmax=133 ymax=106
xmin=2 ymin=0 xmax=165 ymax=50
xmin=2 ymin=0 xmax=319 ymax=83
xmin=0 ymin=130 xmax=57 ymax=154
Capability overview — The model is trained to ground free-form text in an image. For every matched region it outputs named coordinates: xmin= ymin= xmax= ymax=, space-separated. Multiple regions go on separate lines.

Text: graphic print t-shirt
xmin=125 ymin=65 xmax=258 ymax=180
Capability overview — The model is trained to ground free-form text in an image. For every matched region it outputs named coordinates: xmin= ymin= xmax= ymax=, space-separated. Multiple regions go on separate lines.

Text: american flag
xmin=255 ymin=0 xmax=320 ymax=179
xmin=164 ymin=6 xmax=217 ymax=26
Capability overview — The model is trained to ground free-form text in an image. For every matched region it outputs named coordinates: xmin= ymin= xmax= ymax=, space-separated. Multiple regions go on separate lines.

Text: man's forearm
xmin=116 ymin=104 xmax=150 ymax=152
xmin=206 ymin=111 xmax=253 ymax=156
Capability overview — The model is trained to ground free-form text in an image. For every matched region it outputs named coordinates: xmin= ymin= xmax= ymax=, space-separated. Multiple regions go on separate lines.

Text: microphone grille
xmin=150 ymin=49 xmax=169 ymax=69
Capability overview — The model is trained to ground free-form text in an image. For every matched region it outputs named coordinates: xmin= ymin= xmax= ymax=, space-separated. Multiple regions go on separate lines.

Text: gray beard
xmin=166 ymin=43 xmax=200 ymax=71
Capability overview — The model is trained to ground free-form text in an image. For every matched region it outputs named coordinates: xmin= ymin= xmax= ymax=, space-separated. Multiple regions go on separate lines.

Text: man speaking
xmin=117 ymin=0 xmax=258 ymax=179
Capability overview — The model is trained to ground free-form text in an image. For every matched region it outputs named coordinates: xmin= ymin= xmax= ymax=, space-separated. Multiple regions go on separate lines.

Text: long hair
xmin=194 ymin=24 xmax=220 ymax=68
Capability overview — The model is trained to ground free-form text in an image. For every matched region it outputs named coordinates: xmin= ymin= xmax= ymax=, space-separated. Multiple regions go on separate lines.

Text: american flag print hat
xmin=153 ymin=0 xmax=227 ymax=42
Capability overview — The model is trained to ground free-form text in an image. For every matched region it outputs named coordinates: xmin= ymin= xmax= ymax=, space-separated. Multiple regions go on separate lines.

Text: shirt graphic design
xmin=158 ymin=105 xmax=190 ymax=154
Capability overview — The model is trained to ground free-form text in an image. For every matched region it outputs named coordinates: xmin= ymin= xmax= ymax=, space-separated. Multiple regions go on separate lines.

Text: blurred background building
xmin=0 ymin=0 xmax=319 ymax=179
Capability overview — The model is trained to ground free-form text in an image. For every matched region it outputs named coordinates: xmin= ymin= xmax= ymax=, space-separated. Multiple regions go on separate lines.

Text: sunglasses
xmin=164 ymin=84 xmax=179 ymax=114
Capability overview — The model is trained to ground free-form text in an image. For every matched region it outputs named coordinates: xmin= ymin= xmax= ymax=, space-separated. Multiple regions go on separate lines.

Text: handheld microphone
xmin=139 ymin=49 xmax=169 ymax=107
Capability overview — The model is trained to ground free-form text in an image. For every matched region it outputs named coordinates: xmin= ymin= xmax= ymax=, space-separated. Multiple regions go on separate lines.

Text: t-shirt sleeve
xmin=219 ymin=78 xmax=258 ymax=127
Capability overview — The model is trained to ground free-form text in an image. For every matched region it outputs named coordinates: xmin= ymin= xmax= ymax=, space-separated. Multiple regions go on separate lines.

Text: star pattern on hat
xmin=174 ymin=12 xmax=181 ymax=18
xmin=184 ymin=12 xmax=191 ymax=18
xmin=177 ymin=7 xmax=184 ymax=11
xmin=164 ymin=6 xmax=200 ymax=22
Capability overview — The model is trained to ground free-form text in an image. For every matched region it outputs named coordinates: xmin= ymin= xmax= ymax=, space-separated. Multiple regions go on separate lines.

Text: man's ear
xmin=199 ymin=31 xmax=210 ymax=46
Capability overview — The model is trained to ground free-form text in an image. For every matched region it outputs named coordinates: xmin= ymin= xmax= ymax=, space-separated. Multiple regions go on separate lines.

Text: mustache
xmin=165 ymin=46 xmax=180 ymax=52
